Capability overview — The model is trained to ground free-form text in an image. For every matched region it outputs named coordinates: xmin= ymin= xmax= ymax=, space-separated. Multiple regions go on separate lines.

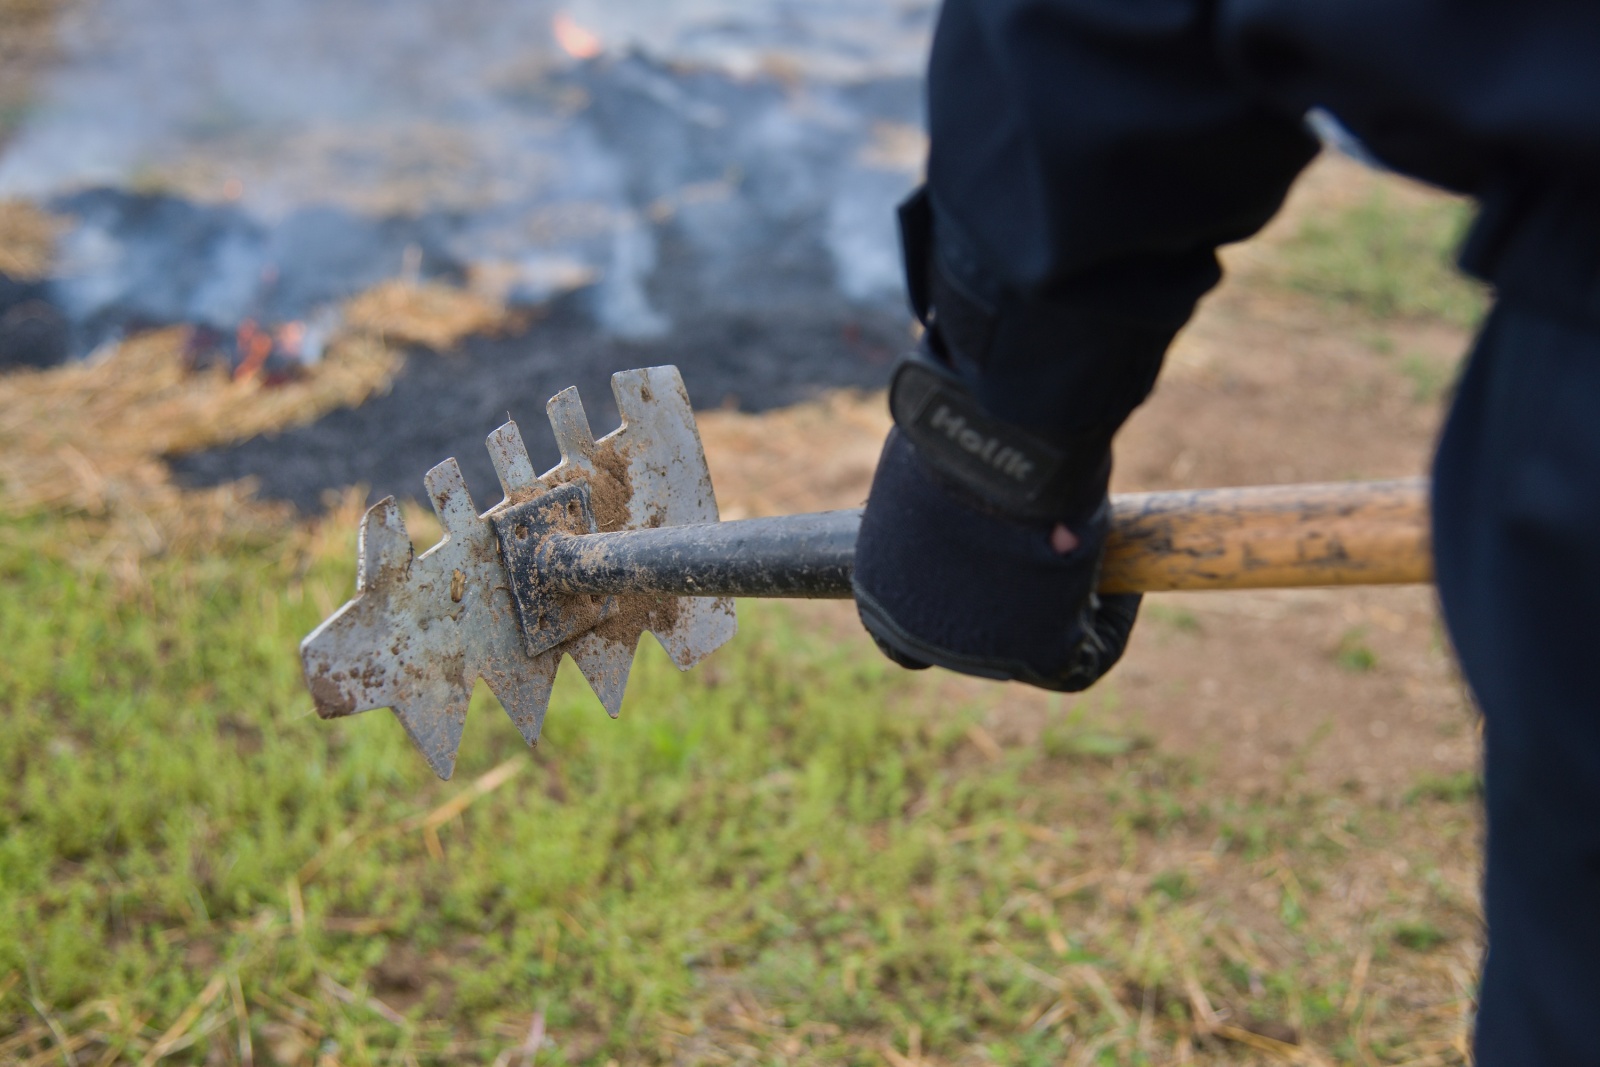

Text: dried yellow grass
xmin=697 ymin=389 xmax=890 ymax=519
xmin=0 ymin=266 xmax=533 ymax=563
xmin=0 ymin=198 xmax=62 ymax=281
xmin=342 ymin=278 xmax=514 ymax=352
xmin=0 ymin=326 xmax=400 ymax=559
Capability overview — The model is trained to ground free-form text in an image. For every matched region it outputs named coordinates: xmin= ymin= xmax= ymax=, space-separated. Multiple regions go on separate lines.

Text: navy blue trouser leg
xmin=1433 ymin=298 xmax=1600 ymax=1064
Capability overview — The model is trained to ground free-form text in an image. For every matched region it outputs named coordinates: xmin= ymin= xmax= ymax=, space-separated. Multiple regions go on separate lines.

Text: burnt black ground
xmin=0 ymin=271 xmax=68 ymax=368
xmin=169 ymin=294 xmax=905 ymax=513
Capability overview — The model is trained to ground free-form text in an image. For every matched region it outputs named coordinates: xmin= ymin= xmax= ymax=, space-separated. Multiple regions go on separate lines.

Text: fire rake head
xmin=300 ymin=366 xmax=737 ymax=779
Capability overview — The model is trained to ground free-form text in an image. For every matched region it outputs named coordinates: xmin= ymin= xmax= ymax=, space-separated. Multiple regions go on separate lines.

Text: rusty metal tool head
xmin=300 ymin=366 xmax=737 ymax=779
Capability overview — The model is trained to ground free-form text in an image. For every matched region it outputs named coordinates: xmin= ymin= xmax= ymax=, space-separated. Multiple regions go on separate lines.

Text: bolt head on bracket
xmin=491 ymin=481 xmax=611 ymax=656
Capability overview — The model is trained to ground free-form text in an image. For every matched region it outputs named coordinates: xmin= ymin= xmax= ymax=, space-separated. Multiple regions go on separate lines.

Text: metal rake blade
xmin=301 ymin=365 xmax=737 ymax=779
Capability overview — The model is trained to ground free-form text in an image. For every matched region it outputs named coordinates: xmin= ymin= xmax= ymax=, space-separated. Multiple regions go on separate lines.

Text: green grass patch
xmin=0 ymin=510 xmax=1483 ymax=1064
xmin=1400 ymin=352 xmax=1457 ymax=403
xmin=1390 ymin=921 xmax=1450 ymax=953
xmin=1406 ymin=771 xmax=1483 ymax=806
xmin=1143 ymin=602 xmax=1201 ymax=635
xmin=1334 ymin=628 xmax=1379 ymax=673
xmin=1276 ymin=186 xmax=1489 ymax=328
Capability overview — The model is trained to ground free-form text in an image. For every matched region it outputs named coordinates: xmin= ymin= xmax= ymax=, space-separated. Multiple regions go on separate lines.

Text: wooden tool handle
xmin=1098 ymin=478 xmax=1431 ymax=594
xmin=533 ymin=479 xmax=1431 ymax=600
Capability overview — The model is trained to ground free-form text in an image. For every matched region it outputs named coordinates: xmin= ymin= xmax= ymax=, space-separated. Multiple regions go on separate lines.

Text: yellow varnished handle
xmin=1098 ymin=478 xmax=1431 ymax=594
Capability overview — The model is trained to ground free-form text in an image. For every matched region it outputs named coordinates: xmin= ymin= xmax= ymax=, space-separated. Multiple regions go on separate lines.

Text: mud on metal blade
xmin=300 ymin=366 xmax=737 ymax=779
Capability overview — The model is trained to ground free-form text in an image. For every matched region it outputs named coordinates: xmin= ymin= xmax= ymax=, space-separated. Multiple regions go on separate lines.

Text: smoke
xmin=0 ymin=0 xmax=934 ymax=360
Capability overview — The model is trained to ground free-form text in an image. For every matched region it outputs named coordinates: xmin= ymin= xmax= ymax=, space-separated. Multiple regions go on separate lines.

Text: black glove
xmin=852 ymin=353 xmax=1141 ymax=692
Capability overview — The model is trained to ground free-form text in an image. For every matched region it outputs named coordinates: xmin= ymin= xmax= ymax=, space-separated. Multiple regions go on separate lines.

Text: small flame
xmin=552 ymin=12 xmax=602 ymax=59
xmin=233 ymin=318 xmax=275 ymax=382
xmin=276 ymin=320 xmax=306 ymax=358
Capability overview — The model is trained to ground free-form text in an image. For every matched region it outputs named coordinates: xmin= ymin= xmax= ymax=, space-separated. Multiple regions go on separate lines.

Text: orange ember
xmin=276 ymin=320 xmax=306 ymax=357
xmin=234 ymin=319 xmax=274 ymax=381
xmin=552 ymin=12 xmax=602 ymax=59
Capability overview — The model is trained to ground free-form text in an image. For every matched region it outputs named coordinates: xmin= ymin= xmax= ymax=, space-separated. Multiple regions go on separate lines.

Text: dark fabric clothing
xmin=920 ymin=0 xmax=1600 ymax=441
xmin=1434 ymin=294 xmax=1600 ymax=1063
xmin=1462 ymin=179 xmax=1600 ymax=328
xmin=1220 ymin=0 xmax=1600 ymax=194
xmin=919 ymin=0 xmax=1318 ymax=442
xmin=913 ymin=0 xmax=1600 ymax=1060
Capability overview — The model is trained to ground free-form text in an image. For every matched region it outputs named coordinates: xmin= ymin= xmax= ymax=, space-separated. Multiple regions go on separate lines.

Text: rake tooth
xmin=302 ymin=603 xmax=396 ymax=720
xmin=391 ymin=694 xmax=470 ymax=781
xmin=650 ymin=598 xmax=740 ymax=671
xmin=609 ymin=366 xmax=673 ymax=426
xmin=358 ymin=497 xmax=413 ymax=591
xmin=481 ymin=651 xmax=560 ymax=746
xmin=564 ymin=633 xmax=637 ymax=718
xmin=487 ymin=421 xmax=539 ymax=500
xmin=546 ymin=386 xmax=596 ymax=463
xmin=424 ymin=458 xmax=479 ymax=539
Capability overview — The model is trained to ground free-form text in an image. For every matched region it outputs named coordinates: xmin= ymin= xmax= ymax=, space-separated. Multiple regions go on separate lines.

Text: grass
xmin=0 ymin=509 xmax=1482 ymax=1065
xmin=1390 ymin=922 xmax=1449 ymax=954
xmin=1399 ymin=353 xmax=1454 ymax=404
xmin=1275 ymin=185 xmax=1489 ymax=330
xmin=1143 ymin=604 xmax=1201 ymax=636
xmin=1333 ymin=629 xmax=1378 ymax=674
xmin=1406 ymin=773 xmax=1482 ymax=807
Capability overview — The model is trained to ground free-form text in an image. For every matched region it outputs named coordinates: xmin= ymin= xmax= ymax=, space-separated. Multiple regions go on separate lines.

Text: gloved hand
xmin=852 ymin=353 xmax=1141 ymax=692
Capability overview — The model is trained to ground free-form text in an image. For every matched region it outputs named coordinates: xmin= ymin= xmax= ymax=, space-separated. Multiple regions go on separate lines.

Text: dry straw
xmin=0 ymin=277 xmax=524 ymax=566
xmin=0 ymin=199 xmax=60 ymax=280
xmin=343 ymin=278 xmax=523 ymax=352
